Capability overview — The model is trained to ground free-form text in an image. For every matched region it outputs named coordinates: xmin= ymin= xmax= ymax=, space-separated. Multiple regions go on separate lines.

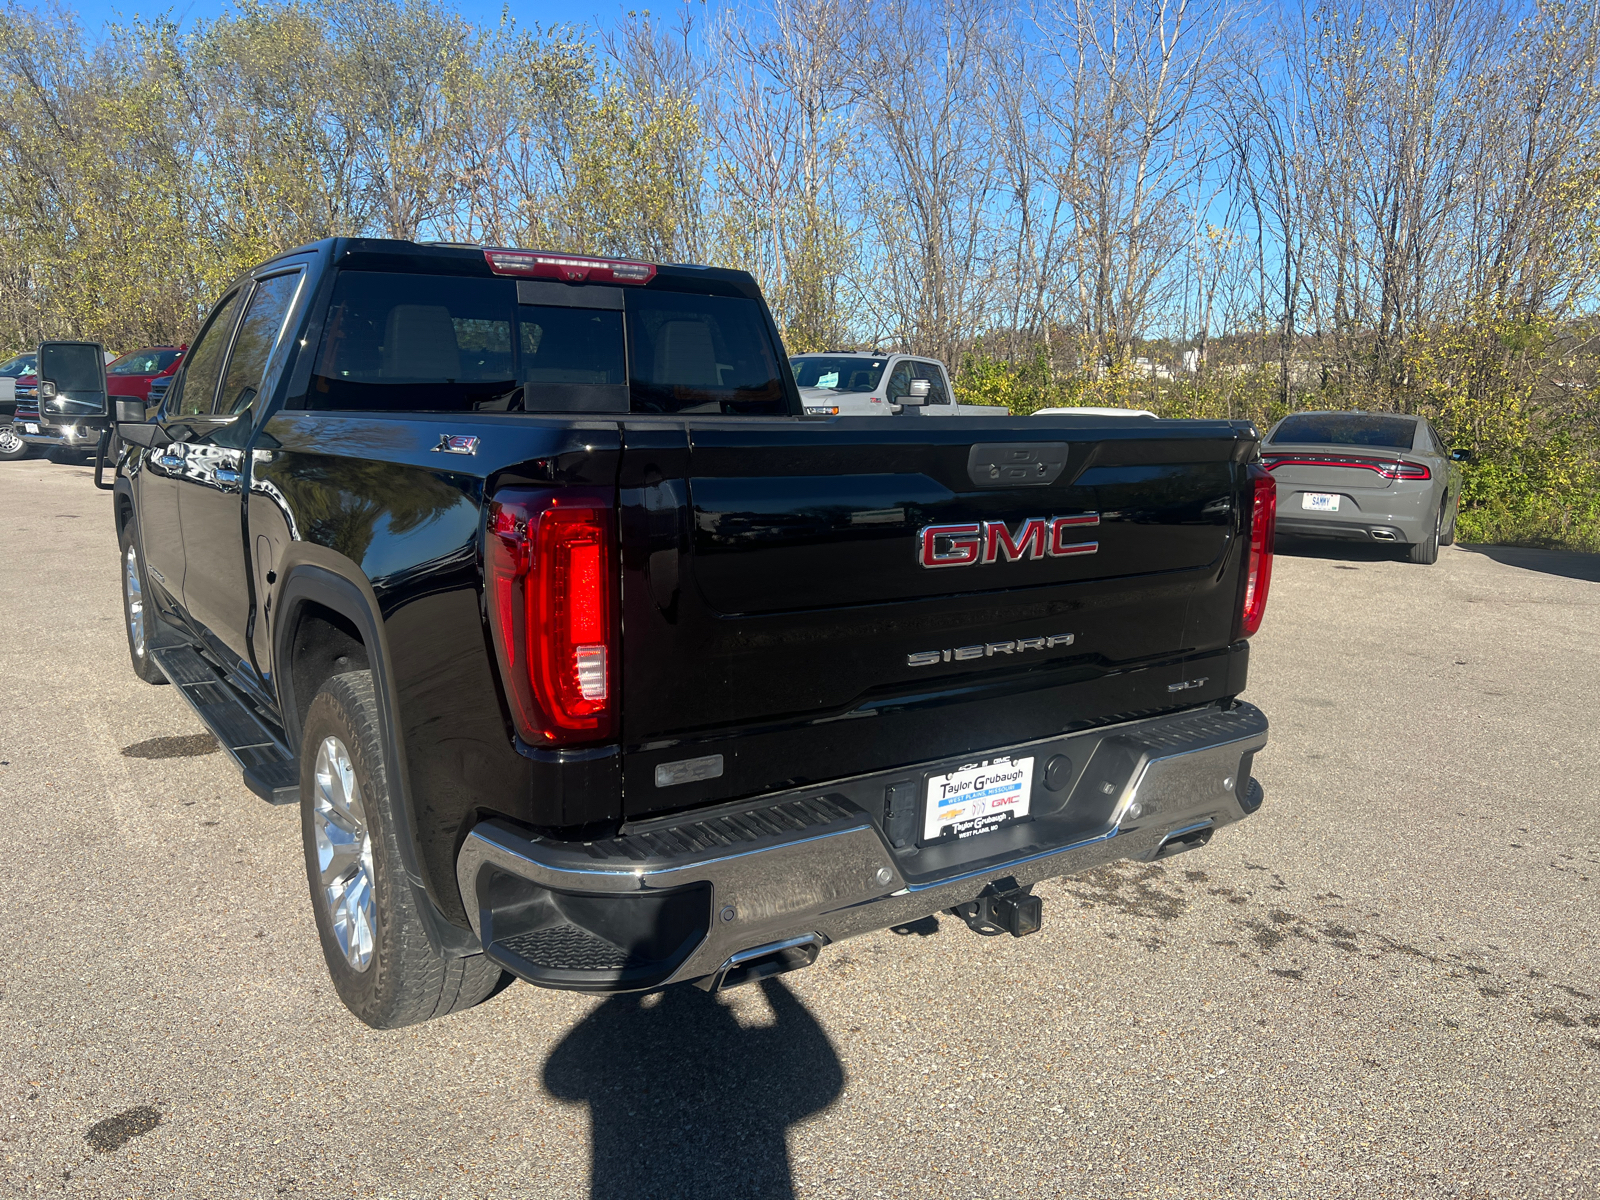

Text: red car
xmin=107 ymin=345 xmax=186 ymax=404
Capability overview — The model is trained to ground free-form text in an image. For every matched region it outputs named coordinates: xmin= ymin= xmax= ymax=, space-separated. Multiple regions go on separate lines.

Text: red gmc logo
xmin=917 ymin=514 xmax=1099 ymax=568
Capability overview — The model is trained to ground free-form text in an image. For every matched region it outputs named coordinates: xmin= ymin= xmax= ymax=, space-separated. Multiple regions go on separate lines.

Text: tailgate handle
xmin=967 ymin=442 xmax=1068 ymax=488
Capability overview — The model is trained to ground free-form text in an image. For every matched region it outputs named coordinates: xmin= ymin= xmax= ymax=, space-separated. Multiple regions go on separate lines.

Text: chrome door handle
xmin=215 ymin=467 xmax=241 ymax=485
xmin=159 ymin=451 xmax=184 ymax=468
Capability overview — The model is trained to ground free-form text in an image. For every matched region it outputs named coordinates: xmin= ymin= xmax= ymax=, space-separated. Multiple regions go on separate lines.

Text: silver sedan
xmin=1262 ymin=411 xmax=1466 ymax=564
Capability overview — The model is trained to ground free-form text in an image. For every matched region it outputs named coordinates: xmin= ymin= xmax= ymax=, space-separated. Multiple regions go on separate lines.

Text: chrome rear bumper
xmin=457 ymin=701 xmax=1269 ymax=991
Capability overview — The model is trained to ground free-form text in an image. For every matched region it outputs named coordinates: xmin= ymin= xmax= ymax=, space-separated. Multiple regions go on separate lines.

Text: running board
xmin=150 ymin=646 xmax=300 ymax=805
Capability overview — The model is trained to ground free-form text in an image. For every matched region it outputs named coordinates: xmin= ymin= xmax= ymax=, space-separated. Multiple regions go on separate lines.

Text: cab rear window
xmin=303 ymin=271 xmax=788 ymax=415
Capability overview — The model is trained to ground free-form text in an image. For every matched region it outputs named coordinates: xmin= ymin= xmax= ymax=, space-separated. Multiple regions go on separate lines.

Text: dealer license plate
xmin=923 ymin=756 xmax=1034 ymax=842
xmin=1302 ymin=492 xmax=1340 ymax=512
xmin=24 ymin=423 xmax=39 ymax=434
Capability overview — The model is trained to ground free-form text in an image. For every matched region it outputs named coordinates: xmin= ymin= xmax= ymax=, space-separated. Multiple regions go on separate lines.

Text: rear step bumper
xmin=458 ymin=701 xmax=1269 ymax=993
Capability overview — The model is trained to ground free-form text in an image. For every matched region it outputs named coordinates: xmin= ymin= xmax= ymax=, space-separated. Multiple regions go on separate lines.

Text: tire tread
xmin=302 ymin=671 xmax=502 ymax=1028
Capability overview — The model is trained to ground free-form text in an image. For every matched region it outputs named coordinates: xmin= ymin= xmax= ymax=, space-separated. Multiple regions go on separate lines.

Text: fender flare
xmin=271 ymin=549 xmax=480 ymax=956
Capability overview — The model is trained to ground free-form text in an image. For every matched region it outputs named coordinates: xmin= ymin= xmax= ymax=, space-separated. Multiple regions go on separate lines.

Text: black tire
xmin=1407 ymin=504 xmax=1442 ymax=565
xmin=0 ymin=424 xmax=28 ymax=461
xmin=1439 ymin=497 xmax=1458 ymax=547
xmin=299 ymin=670 xmax=503 ymax=1028
xmin=120 ymin=521 xmax=168 ymax=684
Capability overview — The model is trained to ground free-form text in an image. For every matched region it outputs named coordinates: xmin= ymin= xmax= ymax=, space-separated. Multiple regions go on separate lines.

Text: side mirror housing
xmin=114 ymin=398 xmax=145 ymax=424
xmin=118 ymin=421 xmax=164 ymax=448
xmin=37 ymin=341 xmax=109 ymax=420
xmin=1450 ymin=447 xmax=1474 ymax=463
xmin=900 ymin=378 xmax=931 ymax=406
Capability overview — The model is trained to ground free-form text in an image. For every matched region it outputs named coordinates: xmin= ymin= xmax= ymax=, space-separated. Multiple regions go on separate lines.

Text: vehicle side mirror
xmin=1449 ymin=447 xmax=1474 ymax=463
xmin=901 ymin=378 xmax=930 ymax=406
xmin=118 ymin=422 xmax=163 ymax=448
xmin=37 ymin=341 xmax=109 ymax=420
xmin=115 ymin=398 xmax=145 ymax=424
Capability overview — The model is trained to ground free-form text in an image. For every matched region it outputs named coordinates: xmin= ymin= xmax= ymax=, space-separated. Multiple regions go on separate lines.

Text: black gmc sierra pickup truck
xmin=81 ymin=239 xmax=1275 ymax=1028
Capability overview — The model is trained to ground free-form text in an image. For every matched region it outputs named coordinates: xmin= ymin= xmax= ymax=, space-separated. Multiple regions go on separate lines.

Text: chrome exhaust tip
xmin=704 ymin=934 xmax=824 ymax=992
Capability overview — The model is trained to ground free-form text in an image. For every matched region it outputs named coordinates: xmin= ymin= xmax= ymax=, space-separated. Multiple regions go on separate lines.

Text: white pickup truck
xmin=790 ymin=352 xmax=1007 ymax=417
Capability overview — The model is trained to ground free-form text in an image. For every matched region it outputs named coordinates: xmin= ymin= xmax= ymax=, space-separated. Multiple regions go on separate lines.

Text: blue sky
xmin=62 ymin=0 xmax=638 ymax=36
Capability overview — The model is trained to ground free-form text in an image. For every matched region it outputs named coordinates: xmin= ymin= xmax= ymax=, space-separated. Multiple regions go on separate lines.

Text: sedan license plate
xmin=923 ymin=756 xmax=1033 ymax=842
xmin=23 ymin=423 xmax=39 ymax=434
xmin=1302 ymin=492 xmax=1340 ymax=512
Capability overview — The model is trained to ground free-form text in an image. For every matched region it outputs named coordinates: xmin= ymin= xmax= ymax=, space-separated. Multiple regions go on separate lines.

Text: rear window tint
xmin=1270 ymin=413 xmax=1417 ymax=450
xmin=304 ymin=270 xmax=787 ymax=415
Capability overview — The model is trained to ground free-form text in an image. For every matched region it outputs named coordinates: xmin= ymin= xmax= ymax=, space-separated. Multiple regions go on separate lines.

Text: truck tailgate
xmin=617 ymin=416 xmax=1255 ymax=819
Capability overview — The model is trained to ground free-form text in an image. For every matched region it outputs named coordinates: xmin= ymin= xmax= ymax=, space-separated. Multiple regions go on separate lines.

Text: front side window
xmin=173 ymin=292 xmax=243 ymax=417
xmin=791 ymin=357 xmax=886 ymax=393
xmin=1270 ymin=413 xmax=1418 ymax=450
xmin=1 ymin=354 xmax=37 ymax=377
xmin=885 ymin=361 xmax=912 ymax=402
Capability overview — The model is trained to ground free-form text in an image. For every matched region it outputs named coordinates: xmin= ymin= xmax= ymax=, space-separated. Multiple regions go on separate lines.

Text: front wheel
xmin=120 ymin=522 xmax=168 ymax=684
xmin=1439 ymin=497 xmax=1459 ymax=547
xmin=299 ymin=670 xmax=504 ymax=1028
xmin=0 ymin=424 xmax=29 ymax=461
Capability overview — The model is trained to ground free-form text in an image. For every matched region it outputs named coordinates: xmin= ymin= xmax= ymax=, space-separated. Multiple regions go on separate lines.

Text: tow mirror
xmin=901 ymin=378 xmax=931 ymax=406
xmin=37 ymin=341 xmax=109 ymax=421
xmin=115 ymin=398 xmax=145 ymax=424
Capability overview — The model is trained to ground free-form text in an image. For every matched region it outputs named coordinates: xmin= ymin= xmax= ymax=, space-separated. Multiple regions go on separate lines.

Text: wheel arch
xmin=271 ymin=549 xmax=479 ymax=956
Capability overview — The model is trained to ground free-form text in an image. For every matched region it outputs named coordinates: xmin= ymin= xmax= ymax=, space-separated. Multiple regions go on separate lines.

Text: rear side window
xmin=1270 ymin=413 xmax=1417 ymax=450
xmin=305 ymin=270 xmax=788 ymax=415
xmin=913 ymin=360 xmax=950 ymax=404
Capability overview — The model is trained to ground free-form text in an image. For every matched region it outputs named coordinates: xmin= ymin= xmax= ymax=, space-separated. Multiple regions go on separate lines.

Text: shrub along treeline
xmin=2 ymin=0 xmax=1597 ymax=549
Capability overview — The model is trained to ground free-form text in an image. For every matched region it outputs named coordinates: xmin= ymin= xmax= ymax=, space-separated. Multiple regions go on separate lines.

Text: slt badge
xmin=433 ymin=434 xmax=479 ymax=455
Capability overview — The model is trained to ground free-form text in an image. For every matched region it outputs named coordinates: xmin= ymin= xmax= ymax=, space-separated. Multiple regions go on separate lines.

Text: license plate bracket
xmin=921 ymin=756 xmax=1034 ymax=844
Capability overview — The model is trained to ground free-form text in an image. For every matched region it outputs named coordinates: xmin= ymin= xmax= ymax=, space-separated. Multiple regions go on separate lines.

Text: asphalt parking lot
xmin=1 ymin=459 xmax=1596 ymax=1199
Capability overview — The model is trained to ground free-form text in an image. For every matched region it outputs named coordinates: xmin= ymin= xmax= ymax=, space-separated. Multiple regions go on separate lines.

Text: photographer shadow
xmin=543 ymin=977 xmax=844 ymax=1199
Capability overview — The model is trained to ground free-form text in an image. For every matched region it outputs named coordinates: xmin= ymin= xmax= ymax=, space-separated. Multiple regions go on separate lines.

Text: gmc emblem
xmin=917 ymin=514 xmax=1099 ymax=568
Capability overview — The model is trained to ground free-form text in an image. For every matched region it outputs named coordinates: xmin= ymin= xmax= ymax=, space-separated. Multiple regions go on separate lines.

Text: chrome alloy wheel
xmin=313 ymin=736 xmax=377 ymax=972
xmin=124 ymin=542 xmax=146 ymax=658
xmin=0 ymin=425 xmax=22 ymax=455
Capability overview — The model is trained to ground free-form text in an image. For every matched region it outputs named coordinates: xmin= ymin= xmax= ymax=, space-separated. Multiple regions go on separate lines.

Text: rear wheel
xmin=0 ymin=424 xmax=27 ymax=461
xmin=120 ymin=522 xmax=168 ymax=684
xmin=1407 ymin=504 xmax=1442 ymax=565
xmin=299 ymin=670 xmax=503 ymax=1028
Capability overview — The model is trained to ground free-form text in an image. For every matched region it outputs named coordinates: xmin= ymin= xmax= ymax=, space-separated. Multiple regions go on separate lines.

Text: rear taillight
xmin=1238 ymin=464 xmax=1277 ymax=639
xmin=1261 ymin=453 xmax=1430 ymax=480
xmin=486 ymin=488 xmax=616 ymax=745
